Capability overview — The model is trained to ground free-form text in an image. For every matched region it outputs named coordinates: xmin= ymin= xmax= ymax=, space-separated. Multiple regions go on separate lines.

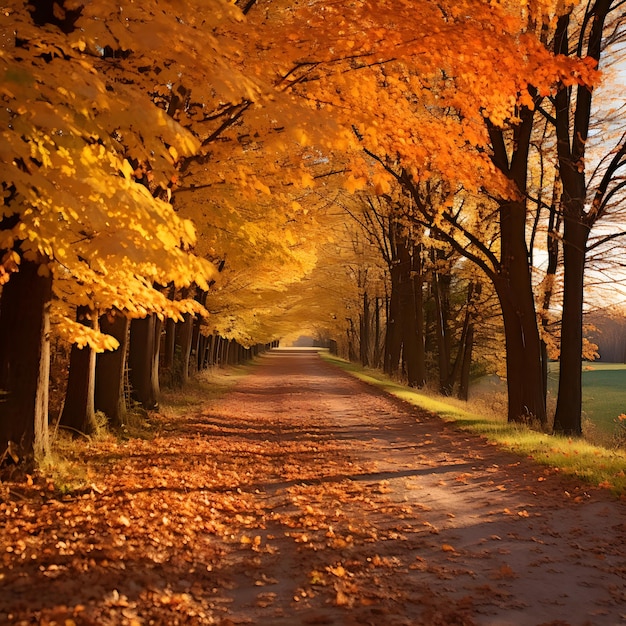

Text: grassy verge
xmin=321 ymin=353 xmax=626 ymax=498
xmin=158 ymin=363 xmax=253 ymax=419
xmin=36 ymin=364 xmax=254 ymax=494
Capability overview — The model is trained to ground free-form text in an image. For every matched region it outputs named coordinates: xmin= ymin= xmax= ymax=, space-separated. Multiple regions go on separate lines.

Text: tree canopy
xmin=2 ymin=0 xmax=626 ymax=458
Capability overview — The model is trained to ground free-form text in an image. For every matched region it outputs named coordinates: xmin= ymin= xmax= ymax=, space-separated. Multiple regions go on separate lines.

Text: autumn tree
xmin=238 ymin=0 xmax=597 ymax=425
xmin=344 ymin=193 xmax=427 ymax=386
xmin=0 ymin=0 xmax=269 ymax=455
xmin=2 ymin=0 xmax=613 ymax=460
xmin=549 ymin=0 xmax=626 ymax=434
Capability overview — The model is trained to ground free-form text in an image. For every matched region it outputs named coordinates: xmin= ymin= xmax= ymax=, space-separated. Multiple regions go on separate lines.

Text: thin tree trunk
xmin=457 ymin=282 xmax=479 ymax=400
xmin=384 ymin=264 xmax=403 ymax=375
xmin=151 ymin=317 xmax=162 ymax=402
xmin=432 ymin=266 xmax=453 ymax=395
xmin=197 ymin=333 xmax=207 ymax=370
xmin=360 ymin=291 xmax=370 ymax=366
xmin=372 ymin=297 xmax=382 ymax=368
xmin=412 ymin=246 xmax=426 ymax=387
xmin=347 ymin=319 xmax=357 ymax=362
xmin=398 ymin=238 xmax=423 ymax=387
xmin=173 ymin=313 xmax=193 ymax=386
xmin=458 ymin=322 xmax=474 ymax=401
xmin=163 ymin=318 xmax=176 ymax=372
xmin=210 ymin=335 xmax=219 ymax=366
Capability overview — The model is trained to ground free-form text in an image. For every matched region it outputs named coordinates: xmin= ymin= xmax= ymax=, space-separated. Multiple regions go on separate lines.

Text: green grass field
xmin=472 ymin=363 xmax=626 ymax=437
xmin=549 ymin=363 xmax=626 ymax=435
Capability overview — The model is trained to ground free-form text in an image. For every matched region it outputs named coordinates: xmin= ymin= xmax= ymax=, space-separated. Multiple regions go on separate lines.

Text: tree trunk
xmin=347 ymin=320 xmax=357 ymax=362
xmin=373 ymin=297 xmax=382 ymax=368
xmin=95 ymin=310 xmax=129 ymax=428
xmin=488 ymin=111 xmax=547 ymax=427
xmin=210 ymin=335 xmax=219 ymax=366
xmin=398 ymin=239 xmax=423 ymax=387
xmin=497 ymin=188 xmax=546 ymax=427
xmin=458 ymin=321 xmax=474 ymax=401
xmin=197 ymin=333 xmax=207 ymax=370
xmin=551 ymin=4 xmax=611 ymax=435
xmin=0 ymin=259 xmax=52 ymax=462
xmin=173 ymin=313 xmax=194 ymax=386
xmin=432 ymin=267 xmax=453 ymax=395
xmin=539 ymin=174 xmax=562 ymax=400
xmin=163 ymin=318 xmax=176 ymax=372
xmin=412 ymin=253 xmax=426 ymax=387
xmin=151 ymin=317 xmax=162 ymax=401
xmin=128 ymin=315 xmax=159 ymax=409
xmin=384 ymin=264 xmax=403 ymax=375
xmin=494 ymin=271 xmax=547 ymax=426
xmin=360 ymin=291 xmax=370 ymax=367
xmin=191 ymin=315 xmax=201 ymax=370
xmin=457 ymin=282 xmax=479 ymax=401
xmin=60 ymin=306 xmax=98 ymax=435
xmin=553 ymin=206 xmax=588 ymax=435
xmin=219 ymin=337 xmax=228 ymax=366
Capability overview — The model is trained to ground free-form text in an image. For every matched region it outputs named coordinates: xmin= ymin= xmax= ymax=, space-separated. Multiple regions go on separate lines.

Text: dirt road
xmin=2 ymin=350 xmax=625 ymax=625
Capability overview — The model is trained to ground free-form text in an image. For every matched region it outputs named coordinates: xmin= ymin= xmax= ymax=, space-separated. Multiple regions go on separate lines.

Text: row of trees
xmin=302 ymin=0 xmax=626 ymax=437
xmin=325 ymin=194 xmax=502 ymax=402
xmin=0 ymin=0 xmax=316 ymax=462
xmin=1 ymin=0 xmax=625 ymax=463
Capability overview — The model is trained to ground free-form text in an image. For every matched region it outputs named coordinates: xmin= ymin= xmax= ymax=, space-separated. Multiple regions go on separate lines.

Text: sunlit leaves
xmin=0 ymin=1 xmax=252 ymax=346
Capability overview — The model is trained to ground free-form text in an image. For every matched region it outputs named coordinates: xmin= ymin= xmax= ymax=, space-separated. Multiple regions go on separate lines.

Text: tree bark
xmin=151 ymin=317 xmax=162 ymax=400
xmin=163 ymin=318 xmax=176 ymax=372
xmin=384 ymin=264 xmax=403 ymax=375
xmin=553 ymin=203 xmax=588 ymax=435
xmin=431 ymin=265 xmax=453 ymax=395
xmin=488 ymin=110 xmax=547 ymax=427
xmin=412 ymin=251 xmax=426 ymax=387
xmin=398 ymin=238 xmax=424 ymax=387
xmin=457 ymin=282 xmax=479 ymax=401
xmin=60 ymin=306 xmax=98 ymax=435
xmin=494 ymin=263 xmax=547 ymax=425
xmin=458 ymin=321 xmax=474 ymax=401
xmin=551 ymin=3 xmax=611 ymax=435
xmin=373 ymin=297 xmax=382 ymax=368
xmin=128 ymin=315 xmax=159 ymax=409
xmin=95 ymin=310 xmax=129 ymax=428
xmin=173 ymin=312 xmax=194 ymax=386
xmin=0 ymin=259 xmax=52 ymax=462
xmin=210 ymin=335 xmax=219 ymax=366
xmin=346 ymin=320 xmax=357 ymax=362
xmin=360 ymin=291 xmax=370 ymax=366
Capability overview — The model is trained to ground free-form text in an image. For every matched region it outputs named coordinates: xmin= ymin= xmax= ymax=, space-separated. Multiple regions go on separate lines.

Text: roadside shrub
xmin=612 ymin=414 xmax=626 ymax=449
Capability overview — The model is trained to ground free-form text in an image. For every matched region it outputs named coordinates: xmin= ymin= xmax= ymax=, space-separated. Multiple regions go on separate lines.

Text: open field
xmin=472 ymin=363 xmax=626 ymax=438
xmin=580 ymin=363 xmax=626 ymax=434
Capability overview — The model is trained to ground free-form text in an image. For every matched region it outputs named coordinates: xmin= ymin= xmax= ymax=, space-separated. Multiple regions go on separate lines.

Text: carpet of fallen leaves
xmin=2 ymin=350 xmax=626 ymax=626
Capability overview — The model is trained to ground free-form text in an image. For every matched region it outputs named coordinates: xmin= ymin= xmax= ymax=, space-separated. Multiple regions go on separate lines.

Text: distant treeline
xmin=587 ymin=310 xmax=626 ymax=363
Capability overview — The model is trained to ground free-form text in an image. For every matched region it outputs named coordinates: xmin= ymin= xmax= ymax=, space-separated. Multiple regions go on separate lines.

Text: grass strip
xmin=321 ymin=352 xmax=626 ymax=498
